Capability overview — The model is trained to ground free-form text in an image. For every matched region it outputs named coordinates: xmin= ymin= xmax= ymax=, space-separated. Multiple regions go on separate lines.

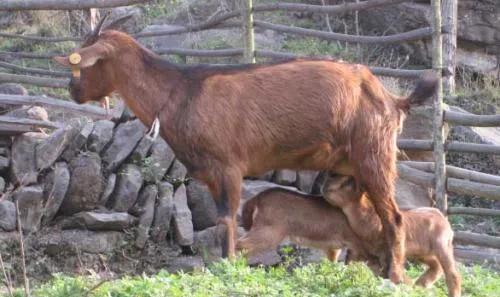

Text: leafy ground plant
xmin=5 ymin=258 xmax=499 ymax=297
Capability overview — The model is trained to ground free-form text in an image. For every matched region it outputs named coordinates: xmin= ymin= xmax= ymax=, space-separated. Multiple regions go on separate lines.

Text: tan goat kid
xmin=323 ymin=176 xmax=461 ymax=297
xmin=236 ymin=188 xmax=376 ymax=264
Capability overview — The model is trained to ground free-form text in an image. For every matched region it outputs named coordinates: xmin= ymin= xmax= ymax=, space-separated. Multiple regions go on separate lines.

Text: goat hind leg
xmin=214 ymin=169 xmax=242 ymax=259
xmin=415 ymin=257 xmax=443 ymax=288
xmin=437 ymin=247 xmax=461 ymax=297
xmin=237 ymin=227 xmax=283 ymax=257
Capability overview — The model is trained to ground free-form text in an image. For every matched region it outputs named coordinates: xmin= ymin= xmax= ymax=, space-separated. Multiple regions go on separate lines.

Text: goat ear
xmin=53 ymin=56 xmax=70 ymax=67
xmin=75 ymin=41 xmax=114 ymax=68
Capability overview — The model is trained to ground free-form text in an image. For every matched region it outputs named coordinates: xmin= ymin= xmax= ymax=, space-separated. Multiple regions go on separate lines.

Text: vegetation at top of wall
xmin=4 ymin=259 xmax=499 ymax=297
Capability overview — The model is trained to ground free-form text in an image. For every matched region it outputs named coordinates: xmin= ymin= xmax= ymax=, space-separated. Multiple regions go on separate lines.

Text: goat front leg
xmin=355 ymin=150 xmax=406 ymax=283
xmin=211 ymin=168 xmax=242 ymax=259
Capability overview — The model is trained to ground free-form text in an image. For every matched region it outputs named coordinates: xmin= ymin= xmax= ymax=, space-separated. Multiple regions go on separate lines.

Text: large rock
xmin=193 ymin=226 xmax=226 ymax=263
xmin=12 ymin=185 xmax=44 ymax=232
xmin=40 ymin=230 xmax=124 ymax=255
xmin=151 ymin=182 xmax=174 ymax=243
xmin=399 ymin=105 xmax=449 ymax=161
xmin=358 ymin=1 xmax=499 ymax=75
xmin=87 ymin=120 xmax=115 ymax=154
xmin=172 ymin=184 xmax=194 ymax=246
xmin=11 ymin=132 xmax=47 ymax=185
xmin=143 ymin=138 xmax=175 ymax=183
xmin=241 ymin=180 xmax=298 ymax=201
xmin=5 ymin=106 xmax=49 ymax=122
xmin=61 ymin=122 xmax=94 ymax=161
xmin=99 ymin=173 xmax=116 ymax=205
xmin=60 ymin=152 xmax=103 ymax=215
xmin=36 ymin=122 xmax=83 ymax=171
xmin=186 ymin=180 xmax=217 ymax=231
xmin=61 ymin=211 xmax=137 ymax=231
xmin=0 ymin=155 xmax=9 ymax=172
xmin=0 ymin=200 xmax=16 ymax=231
xmin=295 ymin=170 xmax=319 ymax=193
xmin=130 ymin=135 xmax=154 ymax=163
xmin=102 ymin=119 xmax=146 ymax=172
xmin=108 ymin=164 xmax=143 ymax=212
xmin=166 ymin=256 xmax=204 ymax=273
xmin=0 ymin=177 xmax=5 ymax=193
xmin=273 ymin=169 xmax=297 ymax=186
xmin=42 ymin=162 xmax=70 ymax=224
xmin=395 ymin=178 xmax=432 ymax=208
xmin=0 ymin=83 xmax=27 ymax=95
xmin=134 ymin=184 xmax=158 ymax=248
xmin=167 ymin=159 xmax=188 ymax=182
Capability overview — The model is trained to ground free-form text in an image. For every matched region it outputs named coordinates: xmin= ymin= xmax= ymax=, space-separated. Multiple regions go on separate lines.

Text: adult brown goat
xmin=54 ymin=18 xmax=437 ymax=283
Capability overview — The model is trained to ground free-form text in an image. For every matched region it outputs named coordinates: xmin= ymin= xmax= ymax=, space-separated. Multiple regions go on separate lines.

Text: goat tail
xmin=397 ymin=70 xmax=438 ymax=111
xmin=241 ymin=197 xmax=259 ymax=231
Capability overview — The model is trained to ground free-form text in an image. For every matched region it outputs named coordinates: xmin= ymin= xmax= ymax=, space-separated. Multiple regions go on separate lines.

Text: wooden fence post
xmin=431 ymin=0 xmax=447 ymax=214
xmin=242 ymin=0 xmax=256 ymax=63
xmin=89 ymin=8 xmax=100 ymax=30
xmin=442 ymin=0 xmax=457 ymax=94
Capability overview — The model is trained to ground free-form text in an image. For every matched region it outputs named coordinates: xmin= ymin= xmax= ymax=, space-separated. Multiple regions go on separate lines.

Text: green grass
xmin=5 ymin=259 xmax=499 ymax=297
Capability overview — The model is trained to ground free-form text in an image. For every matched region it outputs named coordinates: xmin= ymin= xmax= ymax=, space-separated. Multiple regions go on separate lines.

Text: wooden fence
xmin=0 ymin=0 xmax=498 ymax=261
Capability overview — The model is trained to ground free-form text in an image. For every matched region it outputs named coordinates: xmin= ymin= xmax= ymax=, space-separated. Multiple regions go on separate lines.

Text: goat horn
xmin=92 ymin=11 xmax=111 ymax=38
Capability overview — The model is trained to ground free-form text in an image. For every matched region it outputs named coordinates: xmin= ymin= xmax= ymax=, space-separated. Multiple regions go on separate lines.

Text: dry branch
xmin=454 ymin=231 xmax=500 ymax=249
xmin=0 ymin=0 xmax=149 ymax=10
xmin=448 ymin=207 xmax=500 ymax=217
xmin=0 ymin=61 xmax=70 ymax=77
xmin=445 ymin=110 xmax=500 ymax=127
xmin=253 ymin=20 xmax=433 ymax=44
xmin=254 ymin=0 xmax=409 ymax=14
xmin=133 ymin=14 xmax=241 ymax=38
xmin=0 ymin=94 xmax=109 ymax=119
xmin=0 ymin=73 xmax=68 ymax=88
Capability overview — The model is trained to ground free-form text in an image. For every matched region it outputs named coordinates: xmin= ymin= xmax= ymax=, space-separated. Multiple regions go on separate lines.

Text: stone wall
xmin=0 ymin=84 xmax=436 ymax=278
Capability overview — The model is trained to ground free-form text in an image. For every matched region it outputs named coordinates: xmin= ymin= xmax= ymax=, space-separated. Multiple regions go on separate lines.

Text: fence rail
xmin=0 ymin=61 xmax=70 ymax=77
xmin=0 ymin=0 xmax=149 ymax=10
xmin=0 ymin=115 xmax=61 ymax=135
xmin=448 ymin=207 xmax=500 ymax=217
xmin=397 ymin=164 xmax=500 ymax=201
xmin=445 ymin=110 xmax=500 ymax=127
xmin=0 ymin=94 xmax=109 ymax=119
xmin=454 ymin=231 xmax=500 ymax=250
xmin=398 ymin=139 xmax=500 ymax=155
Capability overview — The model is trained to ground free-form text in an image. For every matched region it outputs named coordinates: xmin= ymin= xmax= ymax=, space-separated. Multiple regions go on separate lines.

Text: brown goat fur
xmin=323 ymin=175 xmax=461 ymax=297
xmin=237 ymin=188 xmax=374 ymax=264
xmin=54 ymin=29 xmax=438 ymax=282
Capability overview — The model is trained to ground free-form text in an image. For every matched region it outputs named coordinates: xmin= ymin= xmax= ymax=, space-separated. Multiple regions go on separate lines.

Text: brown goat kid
xmin=323 ymin=176 xmax=461 ymax=297
xmin=237 ymin=188 xmax=373 ymax=263
xmin=54 ymin=17 xmax=437 ymax=282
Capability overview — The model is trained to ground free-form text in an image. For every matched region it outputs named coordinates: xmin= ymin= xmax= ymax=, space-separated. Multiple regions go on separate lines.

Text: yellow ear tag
xmin=68 ymin=53 xmax=82 ymax=78
xmin=69 ymin=53 xmax=81 ymax=65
